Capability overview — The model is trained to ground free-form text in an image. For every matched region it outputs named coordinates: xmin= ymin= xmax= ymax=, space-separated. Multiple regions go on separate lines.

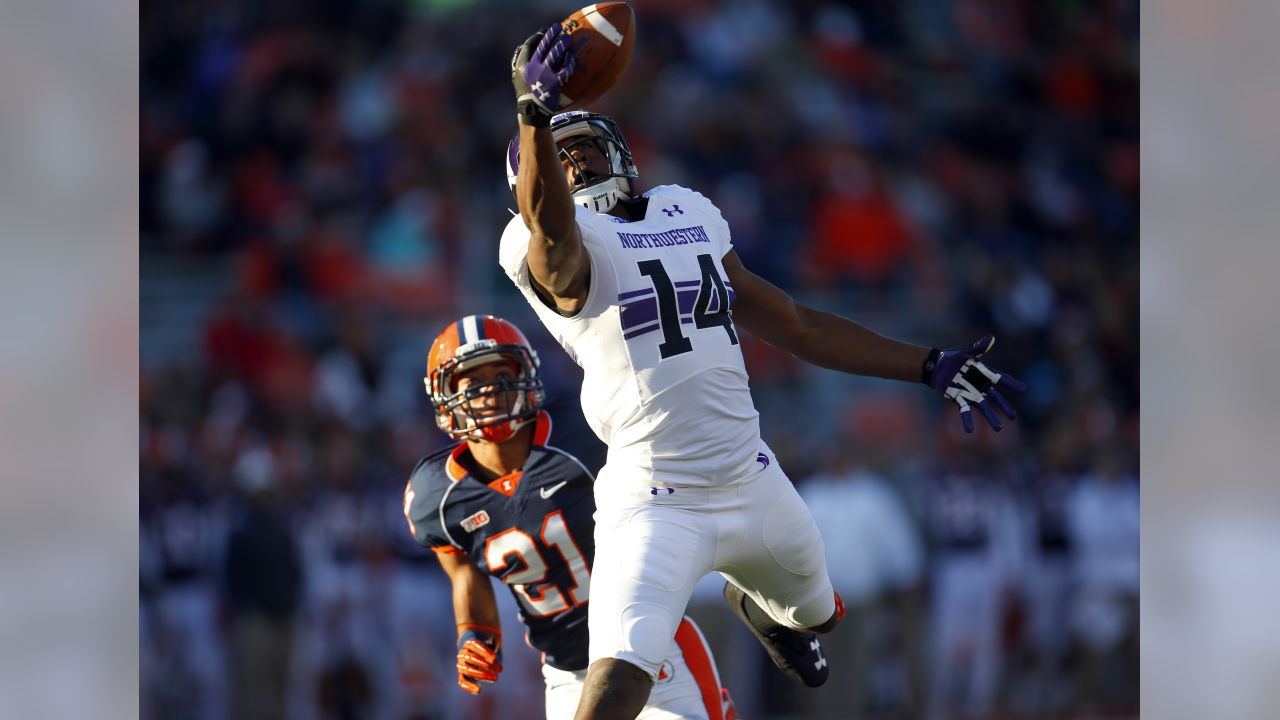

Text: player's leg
xmin=636 ymin=616 xmax=731 ymax=720
xmin=720 ymin=579 xmax=842 ymax=688
xmin=717 ymin=450 xmax=844 ymax=687
xmin=575 ymin=659 xmax=654 ymax=720
xmin=543 ymin=664 xmax=588 ymax=720
xmin=578 ymin=479 xmax=717 ymax=720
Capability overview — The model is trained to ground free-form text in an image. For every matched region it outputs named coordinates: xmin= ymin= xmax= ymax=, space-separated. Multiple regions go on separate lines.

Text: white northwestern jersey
xmin=499 ymin=185 xmax=760 ymax=486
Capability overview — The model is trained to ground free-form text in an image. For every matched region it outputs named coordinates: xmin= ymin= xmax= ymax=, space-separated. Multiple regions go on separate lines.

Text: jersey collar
xmin=445 ymin=444 xmax=469 ymax=482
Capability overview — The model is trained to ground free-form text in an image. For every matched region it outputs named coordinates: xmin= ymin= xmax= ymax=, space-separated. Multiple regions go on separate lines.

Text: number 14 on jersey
xmin=636 ymin=253 xmax=738 ymax=359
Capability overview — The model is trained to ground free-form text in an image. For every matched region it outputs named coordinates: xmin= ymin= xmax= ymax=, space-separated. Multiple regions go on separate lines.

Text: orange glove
xmin=455 ymin=626 xmax=503 ymax=695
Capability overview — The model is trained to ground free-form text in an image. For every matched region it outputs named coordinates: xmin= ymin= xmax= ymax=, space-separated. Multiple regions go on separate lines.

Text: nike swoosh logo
xmin=539 ymin=481 xmax=568 ymax=499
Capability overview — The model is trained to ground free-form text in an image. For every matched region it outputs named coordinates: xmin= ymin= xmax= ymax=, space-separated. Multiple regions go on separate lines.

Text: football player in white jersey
xmin=505 ymin=25 xmax=1027 ymax=720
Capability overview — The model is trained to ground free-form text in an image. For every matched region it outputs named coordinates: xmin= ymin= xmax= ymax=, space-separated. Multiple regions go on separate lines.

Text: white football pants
xmin=588 ymin=443 xmax=835 ymax=679
xmin=544 ymin=616 xmax=730 ymax=720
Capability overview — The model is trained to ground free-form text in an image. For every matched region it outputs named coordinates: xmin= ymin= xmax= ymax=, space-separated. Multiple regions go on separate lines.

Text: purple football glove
xmin=511 ymin=24 xmax=579 ymax=126
xmin=923 ymin=335 xmax=1027 ymax=433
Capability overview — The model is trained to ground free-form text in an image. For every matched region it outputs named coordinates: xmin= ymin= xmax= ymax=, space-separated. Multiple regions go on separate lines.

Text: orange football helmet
xmin=425 ymin=315 xmax=545 ymax=443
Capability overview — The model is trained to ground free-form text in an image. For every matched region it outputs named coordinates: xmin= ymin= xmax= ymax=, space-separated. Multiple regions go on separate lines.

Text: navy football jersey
xmin=1034 ymin=473 xmax=1074 ymax=555
xmin=404 ymin=409 xmax=598 ymax=671
xmin=928 ymin=473 xmax=990 ymax=551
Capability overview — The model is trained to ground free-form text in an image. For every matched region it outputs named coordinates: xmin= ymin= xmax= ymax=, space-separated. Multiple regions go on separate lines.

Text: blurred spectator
xmin=158 ymin=138 xmax=227 ymax=249
xmin=1009 ymin=436 xmax=1079 ymax=716
xmin=800 ymin=443 xmax=926 ymax=718
xmin=804 ymin=152 xmax=925 ymax=298
xmin=224 ymin=447 xmax=303 ymax=720
xmin=365 ymin=188 xmax=453 ymax=314
xmin=924 ymin=450 xmax=1025 ymax=720
xmin=1067 ymin=444 xmax=1140 ymax=713
xmin=141 ymin=469 xmax=230 ymax=720
xmin=377 ymin=480 xmax=458 ymax=720
xmin=291 ymin=425 xmax=385 ymax=720
xmin=311 ymin=304 xmax=386 ymax=430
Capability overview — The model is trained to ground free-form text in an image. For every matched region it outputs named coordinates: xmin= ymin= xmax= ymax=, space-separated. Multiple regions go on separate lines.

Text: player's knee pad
xmin=608 ymin=602 xmax=678 ymax=680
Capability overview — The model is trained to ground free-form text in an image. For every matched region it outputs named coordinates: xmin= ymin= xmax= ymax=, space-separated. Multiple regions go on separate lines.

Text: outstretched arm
xmin=723 ymin=250 xmax=928 ymax=381
xmin=511 ymin=26 xmax=590 ymax=314
xmin=517 ymin=122 xmax=590 ymax=312
xmin=723 ymin=250 xmax=1026 ymax=431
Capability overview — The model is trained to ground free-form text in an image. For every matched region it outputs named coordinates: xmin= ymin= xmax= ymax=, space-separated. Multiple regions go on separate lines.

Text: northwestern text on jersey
xmin=616 ymin=226 xmax=712 ymax=250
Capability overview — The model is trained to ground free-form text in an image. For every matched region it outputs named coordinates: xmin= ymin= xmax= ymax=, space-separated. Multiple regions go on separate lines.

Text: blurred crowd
xmin=140 ymin=0 xmax=1138 ymax=718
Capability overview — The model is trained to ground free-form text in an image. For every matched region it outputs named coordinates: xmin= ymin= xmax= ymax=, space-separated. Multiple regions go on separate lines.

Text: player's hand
xmin=511 ymin=24 xmax=580 ymax=126
xmin=923 ymin=334 xmax=1027 ymax=433
xmin=456 ymin=630 xmax=503 ymax=694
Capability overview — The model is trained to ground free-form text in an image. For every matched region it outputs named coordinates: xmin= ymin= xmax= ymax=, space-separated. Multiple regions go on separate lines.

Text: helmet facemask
xmin=427 ymin=342 xmax=545 ymax=443
xmin=505 ymin=111 xmax=639 ymax=214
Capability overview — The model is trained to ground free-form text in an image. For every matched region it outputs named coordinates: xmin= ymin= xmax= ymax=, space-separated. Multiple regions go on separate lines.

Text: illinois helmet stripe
xmin=458 ymin=315 xmax=485 ymax=344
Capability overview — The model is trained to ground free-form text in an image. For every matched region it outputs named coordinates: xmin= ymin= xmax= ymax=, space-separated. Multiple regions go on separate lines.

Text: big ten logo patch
xmin=655 ymin=660 xmax=675 ymax=684
xmin=461 ymin=510 xmax=491 ymax=533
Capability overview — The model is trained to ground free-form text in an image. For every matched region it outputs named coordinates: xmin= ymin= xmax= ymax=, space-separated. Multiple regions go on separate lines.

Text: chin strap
xmin=469 ymin=413 xmax=537 ymax=444
xmin=573 ymin=181 xmax=627 ymax=213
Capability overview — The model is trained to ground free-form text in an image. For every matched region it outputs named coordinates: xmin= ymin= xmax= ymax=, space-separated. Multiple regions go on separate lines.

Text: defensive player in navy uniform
xmin=503 ymin=24 xmax=1028 ymax=720
xmin=403 ymin=315 xmax=738 ymax=720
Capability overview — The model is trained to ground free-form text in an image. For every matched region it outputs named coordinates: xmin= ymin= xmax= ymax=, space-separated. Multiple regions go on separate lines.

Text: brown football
xmin=558 ymin=2 xmax=636 ymax=111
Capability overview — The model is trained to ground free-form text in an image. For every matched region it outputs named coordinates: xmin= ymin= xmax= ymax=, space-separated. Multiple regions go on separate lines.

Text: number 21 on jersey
xmin=484 ymin=510 xmax=592 ymax=617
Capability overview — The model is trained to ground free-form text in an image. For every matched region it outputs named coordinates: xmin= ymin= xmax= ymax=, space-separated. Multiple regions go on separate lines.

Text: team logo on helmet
xmin=425 ymin=315 xmax=545 ymax=443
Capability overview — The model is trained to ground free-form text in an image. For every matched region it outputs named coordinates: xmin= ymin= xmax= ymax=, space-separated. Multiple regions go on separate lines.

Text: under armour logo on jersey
xmin=650 ymin=487 xmax=675 ymax=495
xmin=661 ymin=205 xmax=683 ymax=217
xmin=811 ymin=640 xmax=827 ymax=670
xmin=756 ymin=452 xmax=770 ymax=469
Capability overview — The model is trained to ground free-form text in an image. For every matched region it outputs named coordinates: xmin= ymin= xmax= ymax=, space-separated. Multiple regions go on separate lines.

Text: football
xmin=558 ymin=2 xmax=636 ymax=111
